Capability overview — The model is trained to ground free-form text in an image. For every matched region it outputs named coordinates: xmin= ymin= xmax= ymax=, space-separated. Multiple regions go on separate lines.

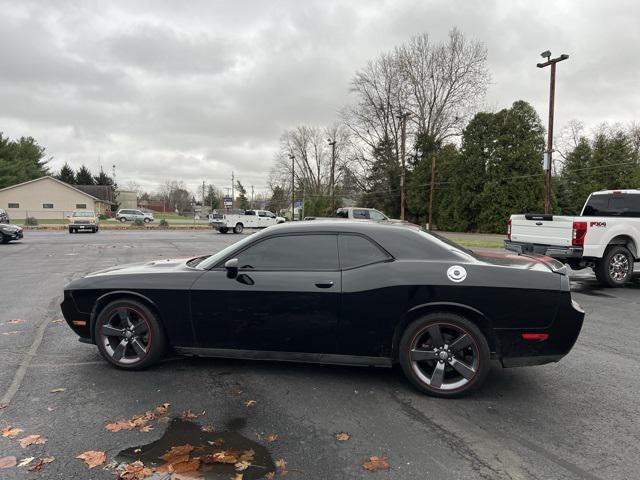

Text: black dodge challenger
xmin=61 ymin=221 xmax=584 ymax=397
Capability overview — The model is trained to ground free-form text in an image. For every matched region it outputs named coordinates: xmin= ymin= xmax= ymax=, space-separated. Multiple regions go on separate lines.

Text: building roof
xmin=0 ymin=176 xmax=114 ymax=204
xmin=75 ymin=184 xmax=115 ymax=203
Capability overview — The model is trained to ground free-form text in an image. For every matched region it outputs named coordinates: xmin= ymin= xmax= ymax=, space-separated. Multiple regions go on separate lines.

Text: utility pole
xmin=428 ymin=154 xmax=436 ymax=230
xmin=396 ymin=112 xmax=410 ymax=220
xmin=327 ymin=138 xmax=337 ymax=213
xmin=289 ymin=154 xmax=295 ymax=221
xmin=231 ymin=172 xmax=235 ymax=209
xmin=537 ymin=50 xmax=569 ymax=214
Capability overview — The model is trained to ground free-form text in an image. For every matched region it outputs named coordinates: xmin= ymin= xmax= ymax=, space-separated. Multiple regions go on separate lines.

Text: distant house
xmin=0 ymin=176 xmax=114 ymax=220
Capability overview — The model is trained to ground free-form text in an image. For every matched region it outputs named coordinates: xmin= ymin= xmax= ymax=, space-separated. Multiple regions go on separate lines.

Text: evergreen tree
xmin=94 ymin=168 xmax=114 ymax=186
xmin=75 ymin=165 xmax=95 ymax=185
xmin=268 ymin=186 xmax=288 ymax=214
xmin=0 ymin=133 xmax=49 ymax=188
xmin=559 ymin=138 xmax=592 ymax=214
xmin=57 ymin=162 xmax=76 ymax=184
xmin=361 ymin=138 xmax=400 ymax=217
xmin=235 ymin=180 xmax=250 ymax=210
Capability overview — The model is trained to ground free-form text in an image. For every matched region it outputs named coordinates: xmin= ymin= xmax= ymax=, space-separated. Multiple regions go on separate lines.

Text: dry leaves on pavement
xmin=243 ymin=400 xmax=256 ymax=407
xmin=275 ymin=458 xmax=288 ymax=475
xmin=19 ymin=434 xmax=47 ymax=448
xmin=181 ymin=409 xmax=199 ymax=420
xmin=1 ymin=426 xmax=23 ymax=438
xmin=106 ymin=403 xmax=171 ymax=432
xmin=200 ymin=424 xmax=215 ymax=432
xmin=117 ymin=460 xmax=153 ymax=479
xmin=50 ymin=319 xmax=63 ymax=324
xmin=27 ymin=456 xmax=54 ymax=472
xmin=335 ymin=432 xmax=351 ymax=441
xmin=0 ymin=456 xmax=17 ymax=468
xmin=230 ymin=387 xmax=243 ymax=396
xmin=76 ymin=450 xmax=106 ymax=469
xmin=17 ymin=457 xmax=34 ymax=467
xmin=49 ymin=388 xmax=66 ymax=393
xmin=362 ymin=455 xmax=390 ymax=472
xmin=263 ymin=432 xmax=278 ymax=442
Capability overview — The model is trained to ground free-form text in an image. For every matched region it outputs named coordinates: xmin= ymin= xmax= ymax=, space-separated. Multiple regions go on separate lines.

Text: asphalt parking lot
xmin=1 ymin=230 xmax=639 ymax=479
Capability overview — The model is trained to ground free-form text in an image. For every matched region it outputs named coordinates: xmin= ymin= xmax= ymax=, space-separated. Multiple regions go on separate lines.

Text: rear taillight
xmin=507 ymin=219 xmax=512 ymax=241
xmin=572 ymin=221 xmax=587 ymax=246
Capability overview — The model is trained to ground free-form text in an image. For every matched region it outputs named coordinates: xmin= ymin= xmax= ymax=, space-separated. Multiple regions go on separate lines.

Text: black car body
xmin=61 ymin=221 xmax=584 ymax=396
xmin=0 ymin=223 xmax=23 ymax=243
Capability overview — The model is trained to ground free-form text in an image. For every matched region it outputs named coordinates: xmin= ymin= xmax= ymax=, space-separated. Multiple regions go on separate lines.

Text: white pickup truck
xmin=505 ymin=189 xmax=640 ymax=287
xmin=209 ymin=209 xmax=286 ymax=234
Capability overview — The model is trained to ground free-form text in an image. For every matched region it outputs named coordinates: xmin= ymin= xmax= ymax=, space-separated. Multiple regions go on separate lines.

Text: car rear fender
xmin=90 ymin=290 xmax=164 ymax=343
xmin=391 ymin=302 xmax=499 ymax=361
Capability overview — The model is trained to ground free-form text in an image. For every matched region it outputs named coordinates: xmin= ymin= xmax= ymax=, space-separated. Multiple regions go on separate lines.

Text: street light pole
xmin=327 ymin=138 xmax=337 ymax=213
xmin=537 ymin=51 xmax=569 ymax=214
xmin=396 ymin=112 xmax=410 ymax=220
xmin=289 ymin=154 xmax=295 ymax=221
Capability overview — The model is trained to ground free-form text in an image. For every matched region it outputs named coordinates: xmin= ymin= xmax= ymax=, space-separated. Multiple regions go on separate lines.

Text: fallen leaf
xmin=230 ymin=387 xmax=242 ymax=396
xmin=17 ymin=457 xmax=34 ymax=467
xmin=239 ymin=449 xmax=255 ymax=462
xmin=1 ymin=426 xmax=23 ymax=438
xmin=117 ymin=460 xmax=153 ymax=479
xmin=243 ymin=400 xmax=256 ymax=407
xmin=207 ymin=438 xmax=224 ymax=446
xmin=50 ymin=319 xmax=63 ymax=324
xmin=155 ymin=403 xmax=171 ymax=415
xmin=362 ymin=455 xmax=390 ymax=472
xmin=201 ymin=425 xmax=215 ymax=432
xmin=50 ymin=388 xmax=66 ymax=393
xmin=27 ymin=456 xmax=54 ymax=472
xmin=139 ymin=425 xmax=154 ymax=432
xmin=76 ymin=450 xmax=106 ymax=469
xmin=0 ymin=456 xmax=17 ymax=468
xmin=235 ymin=460 xmax=251 ymax=471
xmin=19 ymin=434 xmax=47 ymax=448
xmin=203 ymin=450 xmax=239 ymax=464
xmin=263 ymin=432 xmax=278 ymax=443
xmin=275 ymin=458 xmax=288 ymax=471
xmin=181 ymin=409 xmax=198 ymax=420
xmin=106 ymin=420 xmax=134 ymax=432
xmin=159 ymin=444 xmax=195 ymax=463
xmin=265 ymin=472 xmax=275 ymax=480
xmin=335 ymin=432 xmax=351 ymax=441
xmin=5 ymin=319 xmax=25 ymax=325
xmin=172 ymin=473 xmax=204 ymax=480
xmin=172 ymin=458 xmax=200 ymax=473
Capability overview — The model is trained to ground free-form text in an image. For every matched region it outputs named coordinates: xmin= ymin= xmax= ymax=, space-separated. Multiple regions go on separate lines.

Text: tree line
xmin=269 ymin=28 xmax=640 ymax=232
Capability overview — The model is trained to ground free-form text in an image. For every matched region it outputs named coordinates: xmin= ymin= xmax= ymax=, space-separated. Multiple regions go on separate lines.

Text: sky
xmin=1 ymin=0 xmax=638 ymax=195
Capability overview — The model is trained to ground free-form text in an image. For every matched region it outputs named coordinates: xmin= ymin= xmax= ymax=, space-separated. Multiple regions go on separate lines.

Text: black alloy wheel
xmin=95 ymin=299 xmax=165 ymax=369
xmin=595 ymin=245 xmax=634 ymax=287
xmin=399 ymin=312 xmax=490 ymax=397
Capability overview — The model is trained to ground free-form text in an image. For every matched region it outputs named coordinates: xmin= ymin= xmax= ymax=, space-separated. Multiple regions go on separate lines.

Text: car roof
xmin=592 ymin=189 xmax=640 ymax=195
xmin=264 ymin=219 xmax=415 ymax=234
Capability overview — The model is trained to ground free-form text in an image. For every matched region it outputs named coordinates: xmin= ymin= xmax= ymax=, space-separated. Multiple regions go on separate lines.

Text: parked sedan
xmin=0 ymin=223 xmax=23 ymax=243
xmin=60 ymin=222 xmax=584 ymax=397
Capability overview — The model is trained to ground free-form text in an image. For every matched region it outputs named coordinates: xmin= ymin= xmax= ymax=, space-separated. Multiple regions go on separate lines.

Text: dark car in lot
xmin=0 ymin=222 xmax=23 ymax=244
xmin=61 ymin=221 xmax=584 ymax=397
xmin=0 ymin=207 xmax=9 ymax=224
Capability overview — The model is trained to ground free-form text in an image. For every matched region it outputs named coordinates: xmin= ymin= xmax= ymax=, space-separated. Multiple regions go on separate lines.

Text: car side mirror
xmin=225 ymin=258 xmax=239 ymax=278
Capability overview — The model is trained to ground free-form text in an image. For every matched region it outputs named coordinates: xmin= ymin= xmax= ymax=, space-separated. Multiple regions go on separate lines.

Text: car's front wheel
xmin=119 ymin=217 xmax=127 ymax=222
xmin=144 ymin=218 xmax=151 ymax=223
xmin=595 ymin=245 xmax=634 ymax=287
xmin=95 ymin=299 xmax=166 ymax=370
xmin=399 ymin=312 xmax=490 ymax=398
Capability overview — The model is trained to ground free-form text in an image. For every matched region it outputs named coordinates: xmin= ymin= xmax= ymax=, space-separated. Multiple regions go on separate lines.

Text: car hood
xmin=0 ymin=223 xmax=22 ymax=230
xmin=473 ymin=251 xmax=566 ymax=273
xmin=86 ymin=257 xmax=192 ymax=277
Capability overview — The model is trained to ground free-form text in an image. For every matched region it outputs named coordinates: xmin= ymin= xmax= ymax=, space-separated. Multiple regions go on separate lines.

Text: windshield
xmin=72 ymin=211 xmax=94 ymax=217
xmin=195 ymin=234 xmax=257 ymax=270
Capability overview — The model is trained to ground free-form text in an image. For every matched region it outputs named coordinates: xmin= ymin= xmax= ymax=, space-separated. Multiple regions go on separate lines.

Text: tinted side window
xmin=583 ymin=194 xmax=640 ymax=217
xmin=353 ymin=209 xmax=370 ymax=219
xmin=339 ymin=235 xmax=390 ymax=269
xmin=234 ymin=234 xmax=338 ymax=270
xmin=336 ymin=209 xmax=348 ymax=218
xmin=582 ymin=195 xmax=609 ymax=216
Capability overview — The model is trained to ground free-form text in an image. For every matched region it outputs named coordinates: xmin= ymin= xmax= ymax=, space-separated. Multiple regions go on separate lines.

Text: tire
xmin=93 ymin=227 xmax=98 ymax=233
xmin=594 ymin=245 xmax=634 ymax=287
xmin=398 ymin=312 xmax=490 ymax=398
xmin=144 ymin=218 xmax=151 ymax=223
xmin=234 ymin=223 xmax=244 ymax=234
xmin=120 ymin=217 xmax=127 ymax=223
xmin=0 ymin=234 xmax=8 ymax=244
xmin=69 ymin=228 xmax=75 ymax=234
xmin=94 ymin=299 xmax=166 ymax=370
xmin=218 ymin=227 xmax=229 ymax=234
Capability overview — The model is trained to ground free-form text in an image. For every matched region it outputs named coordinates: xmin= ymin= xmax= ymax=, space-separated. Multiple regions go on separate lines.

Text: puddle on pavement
xmin=116 ymin=417 xmax=276 ymax=479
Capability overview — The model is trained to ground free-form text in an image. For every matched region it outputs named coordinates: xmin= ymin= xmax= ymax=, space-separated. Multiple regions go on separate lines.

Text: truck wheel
xmin=234 ymin=223 xmax=244 ymax=234
xmin=594 ymin=245 xmax=634 ymax=287
xmin=218 ymin=227 xmax=228 ymax=234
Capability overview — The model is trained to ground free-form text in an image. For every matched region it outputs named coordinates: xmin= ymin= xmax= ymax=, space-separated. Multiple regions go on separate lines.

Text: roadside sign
xmin=223 ymin=197 xmax=233 ymax=207
xmin=294 ymin=200 xmax=303 ymax=209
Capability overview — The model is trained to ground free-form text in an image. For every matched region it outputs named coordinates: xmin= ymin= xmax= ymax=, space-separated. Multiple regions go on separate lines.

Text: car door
xmin=190 ymin=233 xmax=341 ymax=354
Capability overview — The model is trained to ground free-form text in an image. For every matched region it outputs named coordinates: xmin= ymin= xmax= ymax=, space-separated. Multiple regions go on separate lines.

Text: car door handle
xmin=315 ymin=281 xmax=334 ymax=289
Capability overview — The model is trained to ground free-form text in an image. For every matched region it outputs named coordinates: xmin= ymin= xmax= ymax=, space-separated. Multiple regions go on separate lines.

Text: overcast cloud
xmin=1 ymin=0 xmax=638 ymax=194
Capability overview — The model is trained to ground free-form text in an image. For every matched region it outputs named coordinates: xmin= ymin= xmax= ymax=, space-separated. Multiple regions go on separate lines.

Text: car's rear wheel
xmin=234 ymin=223 xmax=244 ymax=234
xmin=119 ymin=217 xmax=127 ymax=223
xmin=144 ymin=218 xmax=151 ymax=223
xmin=95 ymin=299 xmax=166 ymax=370
xmin=399 ymin=312 xmax=490 ymax=398
xmin=595 ymin=245 xmax=634 ymax=287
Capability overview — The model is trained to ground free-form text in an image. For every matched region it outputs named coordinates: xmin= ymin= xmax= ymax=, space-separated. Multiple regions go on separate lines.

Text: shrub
xmin=25 ymin=217 xmax=38 ymax=226
xmin=159 ymin=218 xmax=169 ymax=228
xmin=132 ymin=219 xmax=145 ymax=227
xmin=98 ymin=214 xmax=109 ymax=220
